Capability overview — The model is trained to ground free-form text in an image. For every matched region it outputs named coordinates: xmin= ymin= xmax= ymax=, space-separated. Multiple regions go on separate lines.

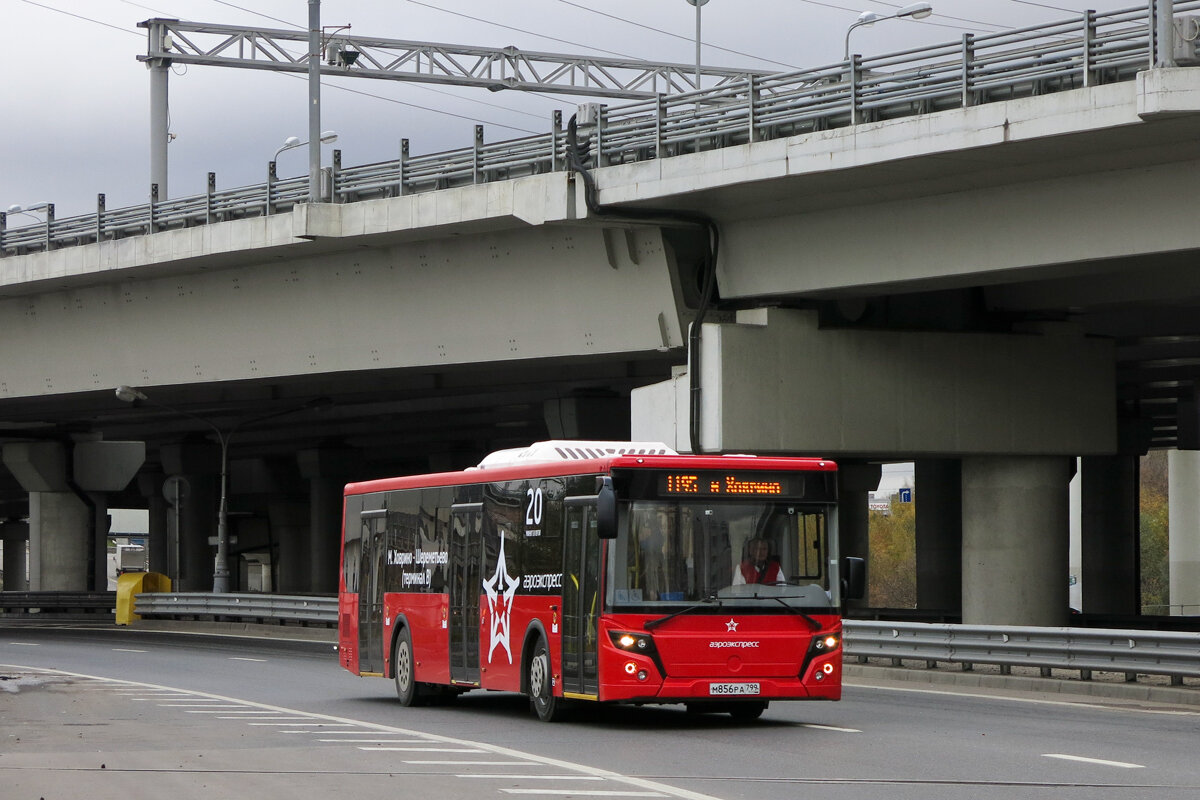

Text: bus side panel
xmin=338 ymin=592 xmax=360 ymax=674
xmin=384 ymin=591 xmax=451 ymax=684
xmin=478 ymin=596 xmax=560 ymax=694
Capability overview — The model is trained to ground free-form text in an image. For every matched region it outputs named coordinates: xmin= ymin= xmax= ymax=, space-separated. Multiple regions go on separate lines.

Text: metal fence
xmin=2 ymin=591 xmax=1197 ymax=687
xmin=843 ymin=619 xmax=1200 ymax=685
xmin=3 ymin=1 xmax=1197 ymax=257
xmin=133 ymin=592 xmax=337 ymax=626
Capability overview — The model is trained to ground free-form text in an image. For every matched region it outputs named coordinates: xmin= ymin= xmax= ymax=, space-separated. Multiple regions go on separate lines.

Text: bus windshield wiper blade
xmin=643 ymin=596 xmax=719 ymax=630
xmin=767 ymin=596 xmax=822 ymax=630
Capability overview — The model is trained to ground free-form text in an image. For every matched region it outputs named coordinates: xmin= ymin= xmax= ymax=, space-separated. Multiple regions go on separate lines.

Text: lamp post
xmin=115 ymin=386 xmax=327 ymax=593
xmin=274 ymin=131 xmax=338 ymax=165
xmin=5 ymin=202 xmax=52 ymax=223
xmin=684 ymin=0 xmax=710 ymax=91
xmin=844 ymin=2 xmax=933 ymax=60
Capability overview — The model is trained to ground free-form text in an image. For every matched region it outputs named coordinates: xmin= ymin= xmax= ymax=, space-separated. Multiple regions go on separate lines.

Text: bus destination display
xmin=657 ymin=471 xmax=804 ymax=498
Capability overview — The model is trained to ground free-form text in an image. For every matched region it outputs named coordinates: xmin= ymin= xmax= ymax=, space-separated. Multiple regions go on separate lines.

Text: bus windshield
xmin=611 ymin=500 xmax=833 ymax=608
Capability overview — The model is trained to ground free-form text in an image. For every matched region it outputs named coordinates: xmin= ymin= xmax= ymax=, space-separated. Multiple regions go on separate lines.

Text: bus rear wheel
xmin=528 ymin=640 xmax=566 ymax=722
xmin=728 ymin=701 xmax=767 ymax=721
xmin=393 ymin=628 xmax=426 ymax=707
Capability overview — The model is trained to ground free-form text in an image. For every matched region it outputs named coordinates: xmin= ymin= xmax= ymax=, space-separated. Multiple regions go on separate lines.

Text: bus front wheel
xmin=393 ymin=628 xmax=425 ymax=707
xmin=528 ymin=640 xmax=566 ymax=722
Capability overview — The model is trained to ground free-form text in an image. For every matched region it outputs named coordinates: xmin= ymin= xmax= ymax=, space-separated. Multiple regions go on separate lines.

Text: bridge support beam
xmin=161 ymin=442 xmax=220 ymax=592
xmin=1079 ymin=455 xmax=1140 ymax=615
xmin=962 ymin=457 xmax=1073 ymax=626
xmin=28 ymin=492 xmax=90 ymax=591
xmin=1 ymin=520 xmax=29 ymax=591
xmin=299 ymin=448 xmax=358 ymax=594
xmin=915 ymin=459 xmax=962 ymax=616
xmin=1168 ymin=450 xmax=1200 ymax=615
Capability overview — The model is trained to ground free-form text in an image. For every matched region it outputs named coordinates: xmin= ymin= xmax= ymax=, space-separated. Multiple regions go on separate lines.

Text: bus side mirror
xmin=597 ymin=477 xmax=617 ymax=539
xmin=841 ymin=556 xmax=866 ymax=601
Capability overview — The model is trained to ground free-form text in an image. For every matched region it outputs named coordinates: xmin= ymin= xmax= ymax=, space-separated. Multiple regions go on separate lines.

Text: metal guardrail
xmin=2 ymin=1 xmax=1194 ymax=256
xmin=0 ymin=591 xmax=115 ymax=616
xmin=1 ymin=591 xmax=1196 ymax=687
xmin=133 ymin=591 xmax=337 ymax=626
xmin=843 ymin=619 xmax=1200 ymax=685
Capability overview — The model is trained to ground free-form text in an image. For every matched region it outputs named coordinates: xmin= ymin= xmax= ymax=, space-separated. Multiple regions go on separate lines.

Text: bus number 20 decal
xmin=525 ymin=486 xmax=543 ymax=536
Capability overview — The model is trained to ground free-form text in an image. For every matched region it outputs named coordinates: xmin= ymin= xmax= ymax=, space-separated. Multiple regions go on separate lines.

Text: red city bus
xmin=338 ymin=441 xmax=864 ymax=721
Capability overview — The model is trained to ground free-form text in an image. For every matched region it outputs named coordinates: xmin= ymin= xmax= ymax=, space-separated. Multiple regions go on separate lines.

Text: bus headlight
xmin=812 ymin=634 xmax=840 ymax=652
xmin=609 ymin=631 xmax=656 ymax=655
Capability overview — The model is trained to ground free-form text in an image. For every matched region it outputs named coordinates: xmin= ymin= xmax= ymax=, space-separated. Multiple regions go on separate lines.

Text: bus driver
xmin=733 ymin=537 xmax=786 ymax=585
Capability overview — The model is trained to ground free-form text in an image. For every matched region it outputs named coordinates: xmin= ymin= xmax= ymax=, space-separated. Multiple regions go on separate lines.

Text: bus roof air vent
xmin=476 ymin=440 xmax=677 ymax=468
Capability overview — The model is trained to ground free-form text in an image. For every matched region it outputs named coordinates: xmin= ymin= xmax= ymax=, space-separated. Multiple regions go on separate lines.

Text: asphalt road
xmin=2 ymin=626 xmax=1198 ymax=800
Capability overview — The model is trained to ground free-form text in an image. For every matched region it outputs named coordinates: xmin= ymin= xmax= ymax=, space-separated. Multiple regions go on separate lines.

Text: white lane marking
xmin=246 ymin=722 xmax=355 ymax=726
xmin=500 ymin=792 xmax=666 ymax=797
xmin=1043 ymin=754 xmax=1145 ymax=769
xmin=359 ymin=746 xmax=486 ymax=752
xmin=7 ymin=643 xmax=39 ymax=647
xmin=801 ymin=723 xmax=861 ymax=733
xmin=229 ymin=657 xmax=268 ymax=662
xmin=319 ymin=738 xmax=433 ymax=743
xmin=158 ymin=701 xmax=238 ymax=706
xmin=406 ymin=761 xmax=537 ymax=765
xmin=850 ymin=682 xmax=1200 ymax=716
xmin=111 ymin=648 xmax=148 ymax=653
xmin=7 ymin=666 xmax=728 ymax=800
xmin=459 ymin=775 xmax=603 ymax=781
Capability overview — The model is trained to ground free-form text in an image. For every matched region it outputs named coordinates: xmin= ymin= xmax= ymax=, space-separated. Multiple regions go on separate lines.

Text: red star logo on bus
xmin=482 ymin=537 xmax=520 ymax=664
xmin=726 ymin=618 xmax=739 ymax=632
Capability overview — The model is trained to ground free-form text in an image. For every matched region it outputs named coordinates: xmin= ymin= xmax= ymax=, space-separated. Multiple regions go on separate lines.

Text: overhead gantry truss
xmin=138 ymin=18 xmax=773 ymax=99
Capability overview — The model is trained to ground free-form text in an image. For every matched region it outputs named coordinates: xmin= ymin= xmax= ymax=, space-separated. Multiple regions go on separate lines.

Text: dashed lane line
xmin=4 ymin=664 xmax=729 ymax=800
xmin=1043 ymin=754 xmax=1145 ymax=769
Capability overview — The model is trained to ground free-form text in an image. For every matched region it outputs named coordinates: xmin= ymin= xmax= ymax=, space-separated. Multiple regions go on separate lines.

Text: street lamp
xmin=684 ymin=0 xmax=710 ymax=91
xmin=115 ymin=386 xmax=328 ymax=593
xmin=5 ymin=202 xmax=51 ymax=222
xmin=844 ymin=2 xmax=933 ymax=60
xmin=274 ymin=131 xmax=338 ymax=163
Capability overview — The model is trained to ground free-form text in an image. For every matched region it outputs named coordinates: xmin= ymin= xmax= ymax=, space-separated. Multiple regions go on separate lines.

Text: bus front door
xmin=562 ymin=499 xmax=600 ymax=697
xmin=449 ymin=504 xmax=483 ymax=684
xmin=358 ymin=510 xmax=387 ymax=675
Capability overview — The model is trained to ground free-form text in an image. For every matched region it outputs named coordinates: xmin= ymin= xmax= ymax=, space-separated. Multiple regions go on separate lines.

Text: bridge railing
xmin=2 ymin=1 xmax=1197 ymax=257
xmin=843 ymin=620 xmax=1200 ymax=686
xmin=133 ymin=592 xmax=337 ymax=626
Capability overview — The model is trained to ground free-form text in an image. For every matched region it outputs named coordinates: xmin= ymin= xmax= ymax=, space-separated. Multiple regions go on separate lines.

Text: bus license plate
xmin=709 ymin=682 xmax=760 ymax=696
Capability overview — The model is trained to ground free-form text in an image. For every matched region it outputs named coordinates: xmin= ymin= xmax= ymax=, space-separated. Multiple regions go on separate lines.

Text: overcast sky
xmin=2 ymin=0 xmax=1140 ymax=218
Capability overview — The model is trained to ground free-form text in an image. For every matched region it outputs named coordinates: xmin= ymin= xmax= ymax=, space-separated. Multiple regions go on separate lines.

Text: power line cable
xmin=16 ymin=0 xmax=140 ymax=35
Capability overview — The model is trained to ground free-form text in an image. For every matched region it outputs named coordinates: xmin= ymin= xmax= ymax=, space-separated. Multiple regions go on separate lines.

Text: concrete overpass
xmin=2 ymin=7 xmax=1200 ymax=626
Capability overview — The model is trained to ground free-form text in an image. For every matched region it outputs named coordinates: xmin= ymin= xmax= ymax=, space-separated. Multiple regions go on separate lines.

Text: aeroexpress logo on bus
xmin=482 ymin=536 xmax=520 ymax=664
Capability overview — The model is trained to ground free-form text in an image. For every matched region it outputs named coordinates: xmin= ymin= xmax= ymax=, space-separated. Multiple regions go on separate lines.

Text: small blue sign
xmin=898 ymin=488 xmax=912 ymax=503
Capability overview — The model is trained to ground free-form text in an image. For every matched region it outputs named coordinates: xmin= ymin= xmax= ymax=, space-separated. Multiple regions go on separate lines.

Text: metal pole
xmin=149 ymin=58 xmax=169 ymax=200
xmin=308 ymin=0 xmax=322 ymax=202
xmin=695 ymin=1 xmax=702 ymax=90
xmin=1157 ymin=0 xmax=1176 ymax=67
xmin=212 ymin=434 xmax=231 ymax=593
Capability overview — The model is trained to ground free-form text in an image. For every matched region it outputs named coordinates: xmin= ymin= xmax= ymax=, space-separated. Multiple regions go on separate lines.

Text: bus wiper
xmin=643 ymin=595 xmax=720 ymax=630
xmin=767 ymin=596 xmax=822 ymax=631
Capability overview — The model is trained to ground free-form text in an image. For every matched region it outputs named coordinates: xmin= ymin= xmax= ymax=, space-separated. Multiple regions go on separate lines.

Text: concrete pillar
xmin=1168 ymin=450 xmax=1200 ymax=615
xmin=309 ymin=477 xmax=343 ymax=593
xmin=299 ymin=448 xmax=359 ymax=594
xmin=162 ymin=440 xmax=221 ymax=592
xmin=138 ymin=471 xmax=171 ymax=576
xmin=28 ymin=492 xmax=89 ymax=591
xmin=961 ymin=456 xmax=1073 ymax=626
xmin=1080 ymin=455 xmax=1140 ymax=614
xmin=838 ymin=462 xmax=881 ymax=609
xmin=1 ymin=521 xmax=29 ymax=591
xmin=270 ymin=499 xmax=310 ymax=594
xmin=914 ymin=459 xmax=962 ymax=615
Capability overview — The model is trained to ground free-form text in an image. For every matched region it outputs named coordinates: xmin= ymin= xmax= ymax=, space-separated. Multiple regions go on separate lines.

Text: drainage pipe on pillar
xmin=1157 ymin=0 xmax=1176 ymax=67
xmin=64 ymin=447 xmax=99 ymax=592
xmin=566 ymin=115 xmax=720 ymax=453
